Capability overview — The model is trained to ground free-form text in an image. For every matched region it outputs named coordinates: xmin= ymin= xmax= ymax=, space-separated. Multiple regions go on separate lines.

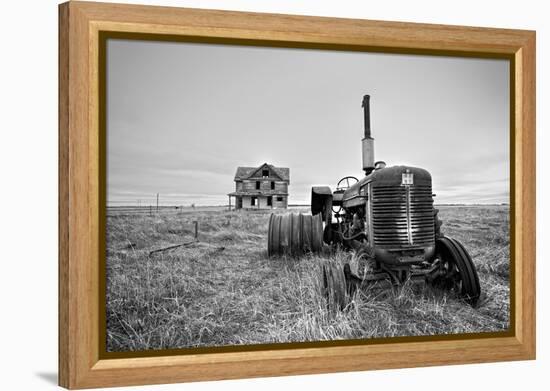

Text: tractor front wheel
xmin=433 ymin=236 xmax=481 ymax=306
xmin=320 ymin=261 xmax=348 ymax=312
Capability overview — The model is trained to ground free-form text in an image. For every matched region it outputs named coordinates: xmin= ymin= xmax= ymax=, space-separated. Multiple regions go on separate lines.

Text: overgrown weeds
xmin=106 ymin=205 xmax=509 ymax=352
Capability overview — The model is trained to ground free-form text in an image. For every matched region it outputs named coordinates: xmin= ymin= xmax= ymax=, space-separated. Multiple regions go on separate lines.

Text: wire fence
xmin=106 ymin=204 xmax=311 ymax=216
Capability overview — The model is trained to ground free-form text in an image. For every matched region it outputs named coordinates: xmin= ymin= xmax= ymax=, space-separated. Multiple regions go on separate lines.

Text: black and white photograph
xmin=105 ymin=39 xmax=510 ymax=352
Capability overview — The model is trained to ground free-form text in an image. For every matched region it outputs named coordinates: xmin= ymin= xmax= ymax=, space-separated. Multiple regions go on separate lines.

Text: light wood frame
xmin=59 ymin=1 xmax=536 ymax=389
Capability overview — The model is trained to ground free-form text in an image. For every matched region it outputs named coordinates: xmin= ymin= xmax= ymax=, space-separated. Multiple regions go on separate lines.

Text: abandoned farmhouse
xmin=228 ymin=163 xmax=290 ymax=210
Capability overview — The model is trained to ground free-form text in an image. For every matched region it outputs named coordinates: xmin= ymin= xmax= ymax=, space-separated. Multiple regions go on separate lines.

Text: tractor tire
xmin=320 ymin=260 xmax=348 ymax=312
xmin=434 ymin=236 xmax=481 ymax=306
xmin=268 ymin=213 xmax=323 ymax=256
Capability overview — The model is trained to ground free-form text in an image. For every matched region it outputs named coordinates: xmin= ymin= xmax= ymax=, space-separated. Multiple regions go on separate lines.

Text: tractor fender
xmin=311 ymin=186 xmax=332 ymax=221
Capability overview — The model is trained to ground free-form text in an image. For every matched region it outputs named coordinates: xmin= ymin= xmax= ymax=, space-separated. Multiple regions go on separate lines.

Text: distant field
xmin=106 ymin=204 xmax=309 ymax=215
xmin=106 ymin=205 xmax=509 ymax=352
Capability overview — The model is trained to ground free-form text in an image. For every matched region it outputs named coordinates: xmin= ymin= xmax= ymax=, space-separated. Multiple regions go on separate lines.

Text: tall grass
xmin=106 ymin=206 xmax=509 ymax=352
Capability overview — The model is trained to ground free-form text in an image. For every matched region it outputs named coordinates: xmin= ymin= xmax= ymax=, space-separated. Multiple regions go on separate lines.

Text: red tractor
xmin=268 ymin=95 xmax=480 ymax=308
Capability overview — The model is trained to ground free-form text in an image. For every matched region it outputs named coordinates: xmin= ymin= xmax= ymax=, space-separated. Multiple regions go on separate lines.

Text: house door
xmin=237 ymin=197 xmax=242 ymax=209
xmin=267 ymin=196 xmax=273 ymax=207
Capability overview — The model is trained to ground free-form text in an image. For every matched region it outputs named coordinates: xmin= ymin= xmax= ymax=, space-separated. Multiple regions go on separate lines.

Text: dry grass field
xmin=106 ymin=205 xmax=509 ymax=352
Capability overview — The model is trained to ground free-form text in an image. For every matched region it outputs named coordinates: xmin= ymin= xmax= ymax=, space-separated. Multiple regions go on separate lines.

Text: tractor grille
xmin=371 ymin=185 xmax=435 ymax=249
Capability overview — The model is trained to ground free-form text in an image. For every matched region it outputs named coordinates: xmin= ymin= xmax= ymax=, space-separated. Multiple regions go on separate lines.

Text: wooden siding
xmin=239 ymin=180 xmax=288 ymax=193
xmin=237 ymin=195 xmax=287 ymax=209
xmin=274 ymin=196 xmax=288 ymax=208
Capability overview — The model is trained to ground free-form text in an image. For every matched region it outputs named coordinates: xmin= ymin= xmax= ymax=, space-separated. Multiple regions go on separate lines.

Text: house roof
xmin=234 ymin=163 xmax=290 ymax=182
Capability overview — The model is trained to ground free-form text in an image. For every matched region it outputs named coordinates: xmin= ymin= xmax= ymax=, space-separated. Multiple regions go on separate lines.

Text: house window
xmin=267 ymin=196 xmax=273 ymax=206
xmin=277 ymin=196 xmax=283 ymax=202
xmin=270 ymin=181 xmax=275 ymax=190
xmin=256 ymin=181 xmax=260 ymax=190
xmin=262 ymin=169 xmax=269 ymax=178
xmin=251 ymin=197 xmax=256 ymax=206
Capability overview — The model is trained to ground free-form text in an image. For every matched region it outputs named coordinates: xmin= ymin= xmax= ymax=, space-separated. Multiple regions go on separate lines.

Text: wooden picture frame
xmin=58 ymin=1 xmax=536 ymax=389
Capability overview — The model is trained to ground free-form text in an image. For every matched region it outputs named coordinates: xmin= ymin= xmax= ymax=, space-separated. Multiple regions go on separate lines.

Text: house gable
xmin=247 ymin=163 xmax=283 ymax=181
xmin=233 ymin=163 xmax=290 ymax=183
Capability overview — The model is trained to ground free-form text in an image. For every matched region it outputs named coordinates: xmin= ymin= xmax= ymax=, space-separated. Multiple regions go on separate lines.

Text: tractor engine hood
xmin=342 ymin=166 xmax=432 ymax=208
xmin=367 ymin=165 xmax=432 ymax=187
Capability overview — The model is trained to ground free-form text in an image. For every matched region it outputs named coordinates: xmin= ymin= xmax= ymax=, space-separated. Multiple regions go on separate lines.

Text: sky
xmin=107 ymin=39 xmax=509 ymax=206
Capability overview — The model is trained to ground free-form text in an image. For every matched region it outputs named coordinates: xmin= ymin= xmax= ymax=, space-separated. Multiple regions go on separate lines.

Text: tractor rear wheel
xmin=320 ymin=261 xmax=348 ymax=312
xmin=268 ymin=213 xmax=323 ymax=256
xmin=434 ymin=236 xmax=481 ymax=306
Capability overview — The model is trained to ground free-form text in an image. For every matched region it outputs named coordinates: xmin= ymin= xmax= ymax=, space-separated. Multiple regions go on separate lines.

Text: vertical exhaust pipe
xmin=362 ymin=95 xmax=375 ymax=174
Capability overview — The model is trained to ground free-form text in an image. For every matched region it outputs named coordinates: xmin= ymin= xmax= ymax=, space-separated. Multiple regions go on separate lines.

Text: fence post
xmin=194 ymin=220 xmax=199 ymax=240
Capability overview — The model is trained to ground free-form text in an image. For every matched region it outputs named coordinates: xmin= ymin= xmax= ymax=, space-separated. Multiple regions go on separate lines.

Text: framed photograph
xmin=59 ymin=1 xmax=535 ymax=389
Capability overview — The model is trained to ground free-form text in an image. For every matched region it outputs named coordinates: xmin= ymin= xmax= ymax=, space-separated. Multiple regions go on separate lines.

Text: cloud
xmin=107 ymin=40 xmax=509 ymax=206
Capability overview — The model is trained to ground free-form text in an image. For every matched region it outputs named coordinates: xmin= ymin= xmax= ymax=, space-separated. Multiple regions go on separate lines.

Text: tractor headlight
xmin=402 ymin=170 xmax=414 ymax=185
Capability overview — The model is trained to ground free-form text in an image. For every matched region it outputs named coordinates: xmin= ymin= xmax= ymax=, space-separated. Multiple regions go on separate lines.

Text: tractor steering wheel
xmin=333 ymin=176 xmax=359 ymax=215
xmin=336 ymin=176 xmax=359 ymax=191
